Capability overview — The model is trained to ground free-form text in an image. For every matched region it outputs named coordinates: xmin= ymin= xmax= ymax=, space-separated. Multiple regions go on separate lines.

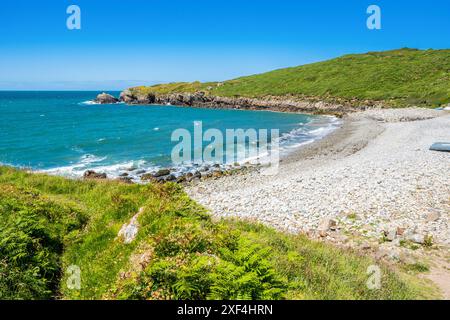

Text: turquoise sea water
xmin=0 ymin=91 xmax=339 ymax=179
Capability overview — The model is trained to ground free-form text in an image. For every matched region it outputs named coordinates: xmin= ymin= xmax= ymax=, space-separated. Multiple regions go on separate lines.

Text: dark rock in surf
xmin=95 ymin=93 xmax=119 ymax=104
xmin=84 ymin=170 xmax=107 ymax=179
xmin=117 ymin=177 xmax=134 ymax=184
xmin=141 ymin=172 xmax=171 ymax=183
xmin=141 ymin=173 xmax=155 ymax=181
xmin=164 ymin=174 xmax=176 ymax=182
xmin=153 ymin=169 xmax=171 ymax=178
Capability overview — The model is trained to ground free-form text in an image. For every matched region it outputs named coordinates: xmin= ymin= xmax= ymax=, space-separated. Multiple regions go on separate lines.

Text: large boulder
xmin=164 ymin=174 xmax=176 ymax=182
xmin=153 ymin=169 xmax=171 ymax=178
xmin=140 ymin=169 xmax=172 ymax=183
xmin=140 ymin=173 xmax=156 ymax=181
xmin=406 ymin=233 xmax=425 ymax=245
xmin=83 ymin=170 xmax=107 ymax=179
xmin=117 ymin=177 xmax=134 ymax=184
xmin=95 ymin=92 xmax=119 ymax=104
xmin=317 ymin=217 xmax=337 ymax=237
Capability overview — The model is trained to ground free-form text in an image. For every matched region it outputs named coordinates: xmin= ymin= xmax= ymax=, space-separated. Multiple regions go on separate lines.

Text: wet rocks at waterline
xmin=82 ymin=163 xmax=249 ymax=185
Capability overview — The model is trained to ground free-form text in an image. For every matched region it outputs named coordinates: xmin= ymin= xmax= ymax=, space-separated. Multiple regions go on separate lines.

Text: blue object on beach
xmin=430 ymin=142 xmax=450 ymax=152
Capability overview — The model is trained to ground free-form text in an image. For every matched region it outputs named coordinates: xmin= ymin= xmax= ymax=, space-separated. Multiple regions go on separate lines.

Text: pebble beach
xmin=187 ymin=108 xmax=450 ymax=247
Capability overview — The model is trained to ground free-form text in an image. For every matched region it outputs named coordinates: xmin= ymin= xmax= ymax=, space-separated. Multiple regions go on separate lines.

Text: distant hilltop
xmin=115 ymin=48 xmax=450 ymax=114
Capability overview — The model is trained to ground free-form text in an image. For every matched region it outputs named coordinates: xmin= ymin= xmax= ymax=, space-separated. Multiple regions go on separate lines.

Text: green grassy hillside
xmin=0 ymin=167 xmax=437 ymax=300
xmin=132 ymin=48 xmax=450 ymax=107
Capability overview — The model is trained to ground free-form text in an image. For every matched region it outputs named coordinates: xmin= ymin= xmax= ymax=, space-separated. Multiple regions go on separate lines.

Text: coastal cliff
xmin=118 ymin=48 xmax=450 ymax=113
xmin=118 ymin=89 xmax=369 ymax=115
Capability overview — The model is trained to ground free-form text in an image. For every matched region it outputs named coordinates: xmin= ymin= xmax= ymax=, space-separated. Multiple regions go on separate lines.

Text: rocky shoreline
xmin=96 ymin=90 xmax=450 ymax=116
xmin=95 ymin=91 xmax=385 ymax=116
xmin=82 ymin=161 xmax=256 ymax=186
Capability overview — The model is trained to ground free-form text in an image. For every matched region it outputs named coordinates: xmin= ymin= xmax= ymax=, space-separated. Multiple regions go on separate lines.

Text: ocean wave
xmin=79 ymin=100 xmax=100 ymax=106
xmin=42 ymin=154 xmax=108 ymax=177
xmin=78 ymin=100 xmax=126 ymax=106
xmin=277 ymin=115 xmax=341 ymax=156
xmin=38 ymin=115 xmax=340 ymax=182
xmin=41 ymin=156 xmax=156 ymax=181
xmin=80 ymin=154 xmax=107 ymax=164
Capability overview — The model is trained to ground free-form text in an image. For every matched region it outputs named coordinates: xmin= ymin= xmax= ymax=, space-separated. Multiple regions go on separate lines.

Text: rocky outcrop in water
xmin=118 ymin=90 xmax=373 ymax=115
xmin=95 ymin=93 xmax=119 ymax=104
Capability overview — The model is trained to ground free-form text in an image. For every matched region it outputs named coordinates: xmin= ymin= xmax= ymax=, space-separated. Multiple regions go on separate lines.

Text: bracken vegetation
xmin=0 ymin=167 xmax=437 ymax=300
xmin=131 ymin=48 xmax=450 ymax=108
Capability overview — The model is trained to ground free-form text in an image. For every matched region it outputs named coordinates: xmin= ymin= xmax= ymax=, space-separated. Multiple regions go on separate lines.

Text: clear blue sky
xmin=1 ymin=0 xmax=449 ymax=90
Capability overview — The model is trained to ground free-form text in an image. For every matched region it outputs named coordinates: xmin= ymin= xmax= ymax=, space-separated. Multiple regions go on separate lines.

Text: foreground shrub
xmin=0 ymin=185 xmax=86 ymax=299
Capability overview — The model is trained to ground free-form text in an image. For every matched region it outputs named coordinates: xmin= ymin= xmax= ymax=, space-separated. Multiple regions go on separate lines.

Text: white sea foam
xmin=79 ymin=100 xmax=126 ymax=106
xmin=41 ymin=156 xmax=159 ymax=182
xmin=42 ymin=154 xmax=107 ymax=177
xmin=80 ymin=154 xmax=107 ymax=164
xmin=71 ymin=146 xmax=85 ymax=153
xmin=276 ymin=115 xmax=341 ymax=156
xmin=79 ymin=100 xmax=100 ymax=106
xmin=39 ymin=115 xmax=339 ymax=182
